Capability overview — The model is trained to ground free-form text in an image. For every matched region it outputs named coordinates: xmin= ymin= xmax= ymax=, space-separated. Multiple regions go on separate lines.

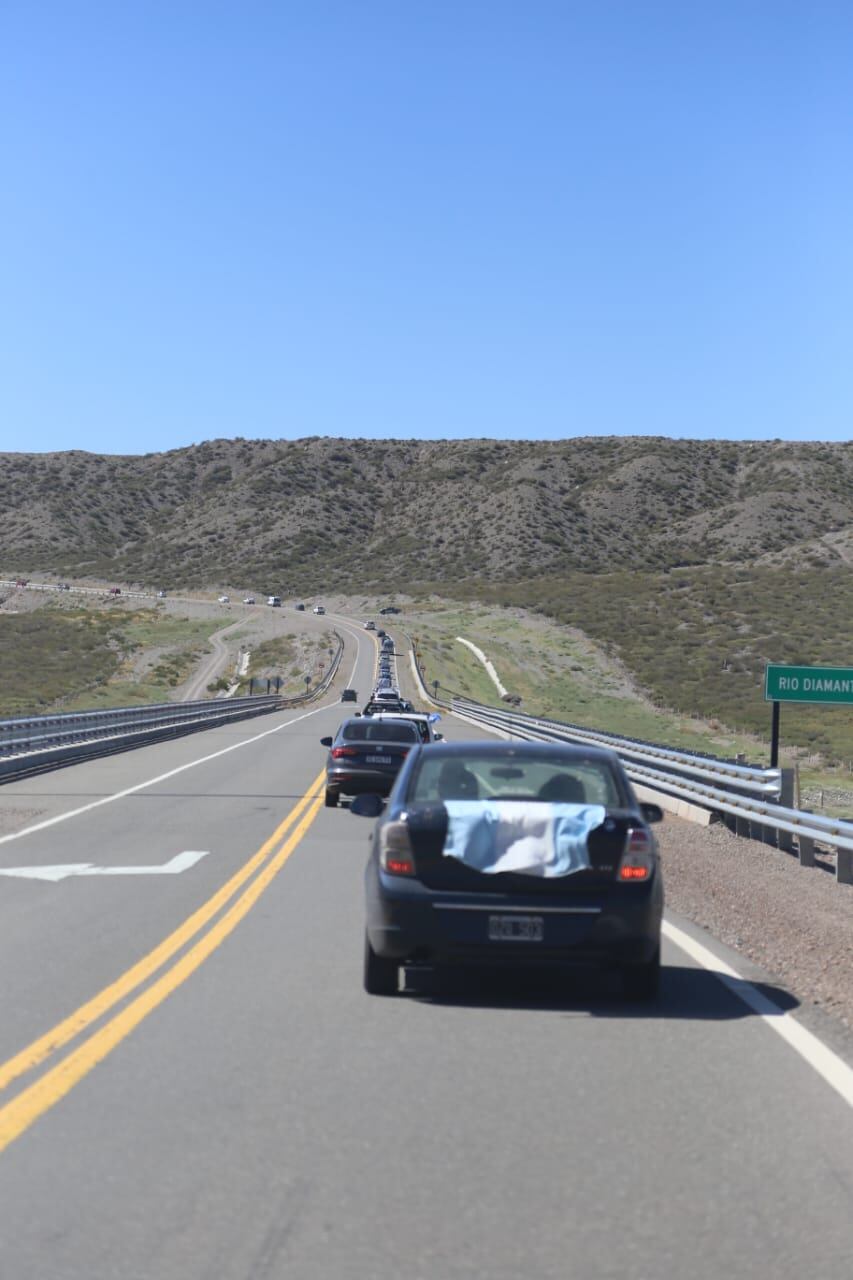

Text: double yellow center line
xmin=0 ymin=769 xmax=327 ymax=1154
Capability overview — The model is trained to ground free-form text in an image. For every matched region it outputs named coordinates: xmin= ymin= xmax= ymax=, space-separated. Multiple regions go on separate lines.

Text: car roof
xmin=372 ymin=711 xmax=430 ymax=721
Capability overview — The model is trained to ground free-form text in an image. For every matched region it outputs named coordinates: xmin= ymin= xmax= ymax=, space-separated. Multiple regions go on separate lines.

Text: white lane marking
xmin=0 ymin=632 xmax=364 ymax=849
xmin=663 ymin=920 xmax=853 ymax=1111
xmin=0 ymin=851 xmax=211 ymax=881
xmin=0 ymin=863 xmax=93 ymax=881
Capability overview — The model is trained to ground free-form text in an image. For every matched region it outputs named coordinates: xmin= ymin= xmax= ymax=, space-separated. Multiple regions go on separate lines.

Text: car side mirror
xmin=434 ymin=733 xmax=444 ymax=741
xmin=320 ymin=736 xmax=333 ymax=748
xmin=350 ymin=794 xmax=385 ymax=818
xmin=640 ymin=803 xmax=664 ymax=824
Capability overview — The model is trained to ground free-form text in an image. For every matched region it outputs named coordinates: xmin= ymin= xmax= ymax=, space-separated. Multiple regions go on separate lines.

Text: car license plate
xmin=488 ymin=915 xmax=544 ymax=942
xmin=366 ymin=754 xmax=392 ymax=765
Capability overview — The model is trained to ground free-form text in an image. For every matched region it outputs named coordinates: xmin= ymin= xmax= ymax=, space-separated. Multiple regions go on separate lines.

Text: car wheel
xmin=324 ymin=788 xmax=339 ymax=808
xmin=363 ymin=934 xmax=399 ymax=996
xmin=621 ymin=948 xmax=661 ymax=1001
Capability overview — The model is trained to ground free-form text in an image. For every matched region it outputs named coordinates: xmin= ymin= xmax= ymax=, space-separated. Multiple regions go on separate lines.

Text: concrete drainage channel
xmin=0 ymin=632 xmax=345 ymax=783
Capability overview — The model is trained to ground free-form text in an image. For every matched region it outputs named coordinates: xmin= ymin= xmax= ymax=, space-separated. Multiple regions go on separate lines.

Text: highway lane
xmin=0 ymin=627 xmax=852 ymax=1277
xmin=0 ymin=617 xmax=371 ymax=1062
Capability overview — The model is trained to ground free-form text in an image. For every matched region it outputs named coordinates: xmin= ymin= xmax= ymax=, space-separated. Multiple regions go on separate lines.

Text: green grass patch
xmin=0 ymin=607 xmax=122 ymax=717
xmin=0 ymin=605 xmax=234 ymax=715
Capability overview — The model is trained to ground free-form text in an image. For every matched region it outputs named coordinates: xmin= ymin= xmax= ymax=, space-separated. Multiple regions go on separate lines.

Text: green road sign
xmin=765 ymin=664 xmax=853 ymax=705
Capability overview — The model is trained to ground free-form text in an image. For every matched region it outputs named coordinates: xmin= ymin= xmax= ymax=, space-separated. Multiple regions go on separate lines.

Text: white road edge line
xmin=663 ymin=920 xmax=853 ymax=1110
xmin=0 ymin=631 xmax=362 ymax=848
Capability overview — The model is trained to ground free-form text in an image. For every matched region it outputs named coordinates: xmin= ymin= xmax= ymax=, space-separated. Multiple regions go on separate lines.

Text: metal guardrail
xmin=408 ymin=647 xmax=853 ymax=886
xmin=0 ymin=631 xmax=346 ymax=782
xmin=451 ymin=698 xmax=782 ymax=799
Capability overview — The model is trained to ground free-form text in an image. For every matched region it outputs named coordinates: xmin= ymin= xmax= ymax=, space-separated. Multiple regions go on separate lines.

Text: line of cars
xmin=324 ymin=631 xmax=440 ymax=806
xmin=321 ymin=624 xmax=666 ymax=1003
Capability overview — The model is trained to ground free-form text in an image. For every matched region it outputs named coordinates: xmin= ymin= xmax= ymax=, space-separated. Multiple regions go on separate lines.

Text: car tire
xmin=364 ymin=935 xmax=399 ymax=996
xmin=324 ymin=788 xmax=339 ymax=808
xmin=621 ymin=948 xmax=661 ymax=1001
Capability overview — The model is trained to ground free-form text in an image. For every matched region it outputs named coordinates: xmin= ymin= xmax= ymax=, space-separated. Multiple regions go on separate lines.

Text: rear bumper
xmin=326 ymin=767 xmax=400 ymax=797
xmin=365 ymin=865 xmax=663 ymax=967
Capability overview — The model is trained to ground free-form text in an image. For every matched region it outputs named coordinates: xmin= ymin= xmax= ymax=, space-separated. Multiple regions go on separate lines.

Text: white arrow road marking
xmin=0 ymin=851 xmax=211 ymax=882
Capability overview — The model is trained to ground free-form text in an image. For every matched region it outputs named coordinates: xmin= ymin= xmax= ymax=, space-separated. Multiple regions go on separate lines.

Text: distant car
xmin=376 ymin=630 xmax=386 ymax=638
xmin=243 ymin=596 xmax=257 ymax=605
xmin=108 ymin=587 xmax=121 ymax=596
xmin=265 ymin=596 xmax=280 ymax=607
xmin=295 ymin=602 xmax=306 ymax=611
xmin=381 ymin=637 xmax=395 ymax=653
xmin=313 ymin=605 xmax=326 ymax=615
xmin=320 ymin=717 xmax=420 ymax=807
xmin=355 ymin=740 xmax=664 ymax=999
xmin=379 ymin=607 xmax=400 ymax=615
xmin=341 ymin=688 xmax=358 ymax=703
xmin=373 ymin=689 xmax=402 ymax=703
xmin=218 ymin=595 xmax=230 ymax=603
xmin=156 ymin=589 xmax=167 ymax=598
xmin=57 ymin=583 xmax=71 ymax=591
xmin=15 ymin=579 xmax=28 ymax=588
xmin=364 ymin=621 xmax=376 ymax=630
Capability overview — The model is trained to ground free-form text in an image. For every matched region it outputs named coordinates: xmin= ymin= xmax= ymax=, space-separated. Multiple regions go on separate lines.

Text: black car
xmin=353 ymin=741 xmax=664 ymax=999
xmin=341 ymin=688 xmax=358 ymax=703
xmin=320 ymin=718 xmax=420 ymax=807
xmin=379 ymin=607 xmax=400 ymax=615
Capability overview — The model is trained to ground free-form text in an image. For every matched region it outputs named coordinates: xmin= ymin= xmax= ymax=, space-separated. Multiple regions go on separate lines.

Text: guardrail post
xmin=837 ymin=847 xmax=853 ymax=885
xmin=797 ymin=834 xmax=815 ymax=868
xmin=776 ymin=770 xmax=796 ymax=853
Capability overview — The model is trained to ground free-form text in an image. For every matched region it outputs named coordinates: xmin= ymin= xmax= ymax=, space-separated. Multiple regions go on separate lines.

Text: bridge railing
xmin=0 ymin=631 xmax=345 ymax=781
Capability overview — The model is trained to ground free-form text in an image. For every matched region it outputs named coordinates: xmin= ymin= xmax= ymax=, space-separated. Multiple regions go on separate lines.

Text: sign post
xmin=764 ymin=663 xmax=853 ymax=767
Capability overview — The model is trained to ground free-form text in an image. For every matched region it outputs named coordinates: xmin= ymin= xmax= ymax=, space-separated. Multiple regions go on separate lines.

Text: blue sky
xmin=2 ymin=1 xmax=851 ymax=453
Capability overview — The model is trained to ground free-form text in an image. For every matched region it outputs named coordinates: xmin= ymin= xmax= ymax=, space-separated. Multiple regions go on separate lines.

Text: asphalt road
xmin=0 ymin=621 xmax=852 ymax=1279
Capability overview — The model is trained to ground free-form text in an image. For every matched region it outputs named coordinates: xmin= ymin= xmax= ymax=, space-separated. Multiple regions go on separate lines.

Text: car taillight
xmin=331 ymin=746 xmax=359 ymax=759
xmin=379 ymin=820 xmax=416 ymax=877
xmin=618 ymin=827 xmax=654 ymax=881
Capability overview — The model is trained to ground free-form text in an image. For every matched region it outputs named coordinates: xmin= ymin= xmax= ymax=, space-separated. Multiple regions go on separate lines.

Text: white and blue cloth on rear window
xmin=442 ymin=801 xmax=606 ymax=877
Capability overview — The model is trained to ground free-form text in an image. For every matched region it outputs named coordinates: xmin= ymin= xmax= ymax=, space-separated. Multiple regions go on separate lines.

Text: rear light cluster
xmin=331 ymin=746 xmax=359 ymax=759
xmin=618 ymin=827 xmax=655 ymax=882
xmin=379 ymin=820 xmax=416 ymax=877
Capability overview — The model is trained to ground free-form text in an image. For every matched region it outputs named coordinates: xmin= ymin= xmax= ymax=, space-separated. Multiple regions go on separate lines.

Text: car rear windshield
xmin=379 ymin=717 xmax=430 ymax=742
xmin=342 ymin=721 xmax=418 ymax=743
xmin=406 ymin=751 xmax=625 ymax=806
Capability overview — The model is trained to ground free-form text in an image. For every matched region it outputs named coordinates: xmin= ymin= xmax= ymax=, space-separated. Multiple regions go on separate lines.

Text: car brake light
xmin=618 ymin=827 xmax=654 ymax=881
xmin=331 ymin=746 xmax=359 ymax=759
xmin=379 ymin=820 xmax=416 ymax=876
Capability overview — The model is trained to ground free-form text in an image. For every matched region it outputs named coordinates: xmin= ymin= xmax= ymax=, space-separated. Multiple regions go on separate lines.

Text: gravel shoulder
xmin=658 ymin=815 xmax=853 ymax=1031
